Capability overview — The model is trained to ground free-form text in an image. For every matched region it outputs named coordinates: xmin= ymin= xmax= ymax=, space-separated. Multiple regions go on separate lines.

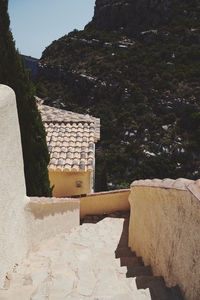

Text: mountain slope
xmin=86 ymin=0 xmax=183 ymax=35
xmin=35 ymin=0 xmax=200 ymax=190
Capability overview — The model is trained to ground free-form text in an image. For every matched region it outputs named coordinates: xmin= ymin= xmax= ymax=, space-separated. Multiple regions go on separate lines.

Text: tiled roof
xmin=39 ymin=104 xmax=100 ymax=172
xmin=40 ymin=104 xmax=100 ymax=140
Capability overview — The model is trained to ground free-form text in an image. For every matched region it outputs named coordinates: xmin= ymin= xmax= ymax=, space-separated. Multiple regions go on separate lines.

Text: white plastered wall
xmin=0 ymin=85 xmax=28 ymax=287
xmin=25 ymin=198 xmax=80 ymax=251
xmin=0 ymin=85 xmax=80 ymax=287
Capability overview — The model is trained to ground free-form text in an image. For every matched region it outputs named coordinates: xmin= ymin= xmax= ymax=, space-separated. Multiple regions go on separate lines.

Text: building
xmin=39 ymin=104 xmax=100 ymax=197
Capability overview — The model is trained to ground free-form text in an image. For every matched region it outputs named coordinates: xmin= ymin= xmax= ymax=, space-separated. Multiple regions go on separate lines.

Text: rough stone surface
xmin=87 ymin=0 xmax=182 ymax=36
xmin=0 ymin=217 xmax=151 ymax=299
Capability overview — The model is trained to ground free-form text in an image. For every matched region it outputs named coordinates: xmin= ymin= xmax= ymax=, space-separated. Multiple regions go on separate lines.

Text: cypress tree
xmin=0 ymin=0 xmax=52 ymax=196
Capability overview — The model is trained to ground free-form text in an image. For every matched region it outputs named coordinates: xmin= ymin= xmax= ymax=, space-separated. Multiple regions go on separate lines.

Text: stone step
xmin=136 ymin=276 xmax=184 ymax=300
xmin=1 ymin=213 xmax=184 ymax=300
xmin=115 ymin=247 xmax=136 ymax=258
xmin=120 ymin=256 xmax=144 ymax=268
xmin=127 ymin=265 xmax=153 ymax=278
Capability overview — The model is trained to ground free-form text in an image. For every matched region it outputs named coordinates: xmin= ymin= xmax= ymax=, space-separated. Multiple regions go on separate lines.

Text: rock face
xmin=87 ymin=0 xmax=181 ymax=35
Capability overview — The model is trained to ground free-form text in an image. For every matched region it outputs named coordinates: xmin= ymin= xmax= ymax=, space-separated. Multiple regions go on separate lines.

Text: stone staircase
xmin=0 ymin=213 xmax=151 ymax=300
xmin=82 ymin=211 xmax=184 ymax=300
xmin=0 ymin=211 xmax=183 ymax=300
xmin=112 ymin=212 xmax=183 ymax=300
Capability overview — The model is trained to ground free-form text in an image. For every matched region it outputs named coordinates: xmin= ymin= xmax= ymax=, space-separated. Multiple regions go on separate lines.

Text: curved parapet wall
xmin=0 ymin=85 xmax=28 ymax=287
xmin=130 ymin=177 xmax=200 ymax=193
xmin=128 ymin=178 xmax=200 ymax=300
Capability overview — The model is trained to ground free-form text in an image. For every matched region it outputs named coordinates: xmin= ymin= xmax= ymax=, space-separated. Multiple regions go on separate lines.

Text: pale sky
xmin=8 ymin=0 xmax=95 ymax=59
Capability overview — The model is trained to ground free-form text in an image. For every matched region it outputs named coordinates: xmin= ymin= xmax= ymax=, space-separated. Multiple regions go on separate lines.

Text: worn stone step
xmin=126 ymin=265 xmax=153 ymax=278
xmin=115 ymin=247 xmax=136 ymax=258
xmin=136 ymin=276 xmax=183 ymax=300
xmin=120 ymin=256 xmax=144 ymax=268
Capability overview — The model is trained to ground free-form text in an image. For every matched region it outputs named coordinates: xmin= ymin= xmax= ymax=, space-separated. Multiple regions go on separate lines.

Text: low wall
xmin=128 ymin=178 xmax=200 ymax=300
xmin=26 ymin=198 xmax=80 ymax=250
xmin=80 ymin=189 xmax=130 ymax=219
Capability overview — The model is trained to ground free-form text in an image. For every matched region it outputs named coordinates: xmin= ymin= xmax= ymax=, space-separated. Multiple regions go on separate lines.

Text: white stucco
xmin=25 ymin=198 xmax=80 ymax=251
xmin=0 ymin=85 xmax=28 ymax=287
xmin=0 ymin=86 xmax=81 ymax=288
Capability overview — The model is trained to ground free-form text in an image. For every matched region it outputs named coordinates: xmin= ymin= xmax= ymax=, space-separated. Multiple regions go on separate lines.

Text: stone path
xmin=0 ymin=217 xmax=151 ymax=300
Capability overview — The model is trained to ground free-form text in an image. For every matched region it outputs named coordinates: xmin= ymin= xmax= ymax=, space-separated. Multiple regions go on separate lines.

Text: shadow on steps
xmin=80 ymin=210 xmax=129 ymax=225
xmin=115 ymin=214 xmax=184 ymax=300
xmin=81 ymin=211 xmax=184 ymax=300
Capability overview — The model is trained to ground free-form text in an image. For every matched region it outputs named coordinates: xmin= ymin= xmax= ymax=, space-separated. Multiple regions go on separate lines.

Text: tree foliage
xmin=0 ymin=0 xmax=52 ymax=196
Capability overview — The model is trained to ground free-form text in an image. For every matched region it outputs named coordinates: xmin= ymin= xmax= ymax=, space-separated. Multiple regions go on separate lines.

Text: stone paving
xmin=0 ymin=218 xmax=151 ymax=300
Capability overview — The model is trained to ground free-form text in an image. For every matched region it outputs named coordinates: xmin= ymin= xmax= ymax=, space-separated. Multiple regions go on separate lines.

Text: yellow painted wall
xmin=49 ymin=171 xmax=92 ymax=197
xmin=80 ymin=189 xmax=130 ymax=218
xmin=128 ymin=185 xmax=200 ymax=300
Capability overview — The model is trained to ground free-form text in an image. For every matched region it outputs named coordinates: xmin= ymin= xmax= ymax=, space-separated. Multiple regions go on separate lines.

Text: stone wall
xmin=80 ymin=189 xmax=130 ymax=219
xmin=128 ymin=178 xmax=200 ymax=300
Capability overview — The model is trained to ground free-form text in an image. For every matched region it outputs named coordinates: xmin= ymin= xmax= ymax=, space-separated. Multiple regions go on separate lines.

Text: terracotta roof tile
xmin=39 ymin=104 xmax=100 ymax=140
xmin=39 ymin=104 xmax=100 ymax=172
xmin=64 ymin=165 xmax=71 ymax=171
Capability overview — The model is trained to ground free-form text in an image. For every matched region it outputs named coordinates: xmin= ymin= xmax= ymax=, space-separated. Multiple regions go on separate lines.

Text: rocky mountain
xmin=35 ymin=0 xmax=200 ymax=190
xmin=86 ymin=0 xmax=182 ymax=35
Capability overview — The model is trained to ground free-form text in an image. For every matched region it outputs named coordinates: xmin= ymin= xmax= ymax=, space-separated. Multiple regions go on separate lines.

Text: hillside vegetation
xmin=36 ymin=0 xmax=200 ymax=190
